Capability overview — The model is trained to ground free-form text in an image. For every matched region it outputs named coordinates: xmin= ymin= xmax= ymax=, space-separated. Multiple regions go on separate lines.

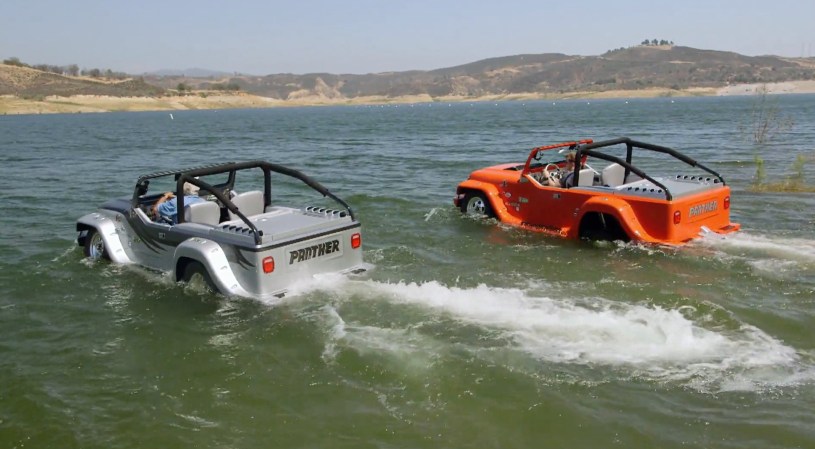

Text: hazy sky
xmin=2 ymin=0 xmax=813 ymax=75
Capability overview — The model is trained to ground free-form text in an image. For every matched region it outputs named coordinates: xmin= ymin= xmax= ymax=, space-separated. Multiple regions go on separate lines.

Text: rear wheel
xmin=460 ymin=192 xmax=494 ymax=218
xmin=181 ymin=261 xmax=220 ymax=294
xmin=83 ymin=229 xmax=109 ymax=260
xmin=579 ymin=213 xmax=630 ymax=242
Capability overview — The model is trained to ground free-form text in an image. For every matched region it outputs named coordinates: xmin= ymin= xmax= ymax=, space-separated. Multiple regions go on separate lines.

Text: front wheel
xmin=181 ymin=261 xmax=220 ymax=294
xmin=83 ymin=229 xmax=109 ymax=260
xmin=460 ymin=192 xmax=494 ymax=218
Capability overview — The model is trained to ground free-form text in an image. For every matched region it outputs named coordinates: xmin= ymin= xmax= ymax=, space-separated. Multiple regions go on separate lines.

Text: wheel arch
xmin=75 ymin=214 xmax=131 ymax=263
xmin=575 ymin=197 xmax=655 ymax=242
xmin=172 ymin=239 xmax=251 ymax=298
xmin=456 ymin=181 xmax=510 ymax=221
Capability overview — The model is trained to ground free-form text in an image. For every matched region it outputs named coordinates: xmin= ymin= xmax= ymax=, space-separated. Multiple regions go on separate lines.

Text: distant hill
xmin=0 ymin=64 xmax=163 ymax=98
xmin=3 ymin=45 xmax=815 ymax=101
xmin=144 ymin=68 xmax=232 ymax=78
xmin=153 ymin=46 xmax=815 ymax=100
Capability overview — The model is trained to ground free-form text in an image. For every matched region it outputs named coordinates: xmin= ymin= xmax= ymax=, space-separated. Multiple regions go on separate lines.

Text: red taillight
xmin=351 ymin=233 xmax=361 ymax=249
xmin=262 ymin=256 xmax=275 ymax=273
xmin=724 ymin=196 xmax=730 ymax=210
xmin=673 ymin=210 xmax=682 ymax=225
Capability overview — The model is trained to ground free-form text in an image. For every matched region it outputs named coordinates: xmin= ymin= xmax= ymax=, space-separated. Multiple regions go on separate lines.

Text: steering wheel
xmin=543 ymin=163 xmax=561 ymax=179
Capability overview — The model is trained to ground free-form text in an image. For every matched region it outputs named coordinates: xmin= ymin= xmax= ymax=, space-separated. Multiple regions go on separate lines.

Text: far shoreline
xmin=3 ymin=81 xmax=815 ymax=116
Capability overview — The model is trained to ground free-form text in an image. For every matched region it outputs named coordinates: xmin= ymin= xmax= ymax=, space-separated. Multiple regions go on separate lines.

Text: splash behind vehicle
xmin=77 ymin=161 xmax=365 ymax=298
xmin=454 ymin=137 xmax=740 ymax=244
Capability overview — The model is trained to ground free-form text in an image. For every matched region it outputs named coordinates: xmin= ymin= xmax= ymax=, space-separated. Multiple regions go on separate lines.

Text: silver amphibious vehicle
xmin=76 ymin=161 xmax=365 ymax=298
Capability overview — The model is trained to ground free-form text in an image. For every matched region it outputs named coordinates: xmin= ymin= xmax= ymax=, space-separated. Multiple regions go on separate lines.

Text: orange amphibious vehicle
xmin=454 ymin=137 xmax=740 ymax=244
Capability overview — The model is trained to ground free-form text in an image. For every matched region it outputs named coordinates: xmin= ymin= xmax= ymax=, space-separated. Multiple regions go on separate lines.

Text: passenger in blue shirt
xmin=152 ymin=182 xmax=206 ymax=223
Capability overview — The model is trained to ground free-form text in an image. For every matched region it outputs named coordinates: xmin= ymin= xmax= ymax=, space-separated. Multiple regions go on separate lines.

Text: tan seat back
xmin=184 ymin=201 xmax=220 ymax=225
xmin=577 ymin=168 xmax=594 ymax=186
xmin=229 ymin=190 xmax=264 ymax=220
xmin=602 ymin=163 xmax=626 ymax=187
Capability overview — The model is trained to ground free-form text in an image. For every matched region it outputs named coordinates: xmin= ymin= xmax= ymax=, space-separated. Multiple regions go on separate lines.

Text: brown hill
xmin=0 ymin=64 xmax=163 ymax=98
xmin=3 ymin=45 xmax=815 ymax=103
xmin=149 ymin=46 xmax=815 ymax=100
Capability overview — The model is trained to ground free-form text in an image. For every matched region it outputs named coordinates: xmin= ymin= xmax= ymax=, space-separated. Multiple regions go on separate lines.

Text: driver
xmin=153 ymin=182 xmax=205 ymax=223
xmin=542 ymin=150 xmax=581 ymax=187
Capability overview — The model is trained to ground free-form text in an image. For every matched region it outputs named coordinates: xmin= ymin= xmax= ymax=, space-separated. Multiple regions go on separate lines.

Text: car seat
xmin=602 ymin=163 xmax=626 ymax=187
xmin=577 ymin=168 xmax=594 ymax=186
xmin=229 ymin=190 xmax=264 ymax=220
xmin=184 ymin=201 xmax=221 ymax=225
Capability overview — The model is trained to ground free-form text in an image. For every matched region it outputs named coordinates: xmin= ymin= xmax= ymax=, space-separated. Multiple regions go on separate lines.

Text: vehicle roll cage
xmin=571 ymin=137 xmax=727 ymax=201
xmin=133 ymin=160 xmax=354 ymax=245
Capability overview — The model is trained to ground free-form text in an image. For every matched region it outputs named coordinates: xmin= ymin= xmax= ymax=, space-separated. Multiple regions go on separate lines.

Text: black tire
xmin=579 ymin=213 xmax=630 ymax=242
xmin=460 ymin=192 xmax=495 ymax=218
xmin=181 ymin=261 xmax=220 ymax=294
xmin=83 ymin=229 xmax=109 ymax=260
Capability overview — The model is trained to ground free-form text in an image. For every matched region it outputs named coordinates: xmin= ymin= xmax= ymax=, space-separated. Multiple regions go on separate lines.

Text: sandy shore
xmin=3 ymin=81 xmax=815 ymax=115
xmin=715 ymin=80 xmax=815 ymax=96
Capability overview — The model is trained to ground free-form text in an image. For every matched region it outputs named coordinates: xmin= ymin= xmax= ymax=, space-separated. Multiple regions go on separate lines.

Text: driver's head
xmin=183 ymin=182 xmax=199 ymax=196
xmin=566 ymin=150 xmax=577 ymax=164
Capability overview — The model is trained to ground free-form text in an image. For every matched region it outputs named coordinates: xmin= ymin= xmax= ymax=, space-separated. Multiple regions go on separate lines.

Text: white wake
xmin=289 ymin=275 xmax=813 ymax=392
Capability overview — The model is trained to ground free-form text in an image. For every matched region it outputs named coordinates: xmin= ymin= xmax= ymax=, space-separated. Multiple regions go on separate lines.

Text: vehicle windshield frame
xmin=521 ymin=139 xmax=593 ymax=176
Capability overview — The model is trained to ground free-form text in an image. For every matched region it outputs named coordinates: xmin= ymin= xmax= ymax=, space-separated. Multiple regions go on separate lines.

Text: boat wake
xmin=287 ymin=275 xmax=814 ymax=393
xmin=696 ymin=230 xmax=815 ymax=261
xmin=692 ymin=230 xmax=815 ymax=278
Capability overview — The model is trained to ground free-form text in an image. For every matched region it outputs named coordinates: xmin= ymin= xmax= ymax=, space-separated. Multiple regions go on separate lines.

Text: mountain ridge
xmin=2 ymin=45 xmax=815 ymax=110
xmin=139 ymin=46 xmax=815 ymax=100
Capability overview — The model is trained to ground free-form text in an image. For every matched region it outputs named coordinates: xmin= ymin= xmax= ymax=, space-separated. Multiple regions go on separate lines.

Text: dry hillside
xmin=0 ymin=64 xmax=163 ymax=98
xmin=3 ymin=45 xmax=815 ymax=105
xmin=146 ymin=46 xmax=815 ymax=101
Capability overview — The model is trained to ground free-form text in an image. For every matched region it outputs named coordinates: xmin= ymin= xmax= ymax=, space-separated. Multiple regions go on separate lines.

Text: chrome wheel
xmin=461 ymin=193 xmax=494 ymax=218
xmin=466 ymin=196 xmax=487 ymax=215
xmin=83 ymin=229 xmax=108 ymax=260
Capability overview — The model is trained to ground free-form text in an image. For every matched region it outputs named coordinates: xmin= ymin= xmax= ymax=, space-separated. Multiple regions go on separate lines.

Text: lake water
xmin=1 ymin=96 xmax=814 ymax=448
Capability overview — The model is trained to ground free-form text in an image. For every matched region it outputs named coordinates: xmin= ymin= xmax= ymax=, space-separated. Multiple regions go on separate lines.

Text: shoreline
xmin=3 ymin=81 xmax=815 ymax=115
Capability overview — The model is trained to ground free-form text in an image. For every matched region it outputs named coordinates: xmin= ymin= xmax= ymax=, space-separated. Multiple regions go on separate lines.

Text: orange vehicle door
xmin=507 ymin=174 xmax=567 ymax=231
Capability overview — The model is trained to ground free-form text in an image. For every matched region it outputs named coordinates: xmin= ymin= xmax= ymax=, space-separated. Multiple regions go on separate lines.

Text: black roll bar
xmin=579 ymin=137 xmax=725 ymax=183
xmin=573 ymin=149 xmax=675 ymax=200
xmin=134 ymin=160 xmax=355 ymax=246
xmin=569 ymin=137 xmax=727 ymax=201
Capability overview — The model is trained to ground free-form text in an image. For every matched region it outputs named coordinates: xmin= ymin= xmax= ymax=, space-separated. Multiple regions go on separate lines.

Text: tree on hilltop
xmin=640 ymin=39 xmax=675 ymax=47
xmin=3 ymin=57 xmax=26 ymax=67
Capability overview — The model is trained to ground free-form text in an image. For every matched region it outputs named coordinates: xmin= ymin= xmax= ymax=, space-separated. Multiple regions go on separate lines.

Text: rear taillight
xmin=262 ymin=256 xmax=275 ymax=273
xmin=724 ymin=196 xmax=730 ymax=210
xmin=673 ymin=210 xmax=682 ymax=225
xmin=351 ymin=233 xmax=361 ymax=249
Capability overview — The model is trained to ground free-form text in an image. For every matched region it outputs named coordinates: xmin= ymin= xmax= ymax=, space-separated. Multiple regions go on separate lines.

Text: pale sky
xmin=1 ymin=0 xmax=813 ymax=75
